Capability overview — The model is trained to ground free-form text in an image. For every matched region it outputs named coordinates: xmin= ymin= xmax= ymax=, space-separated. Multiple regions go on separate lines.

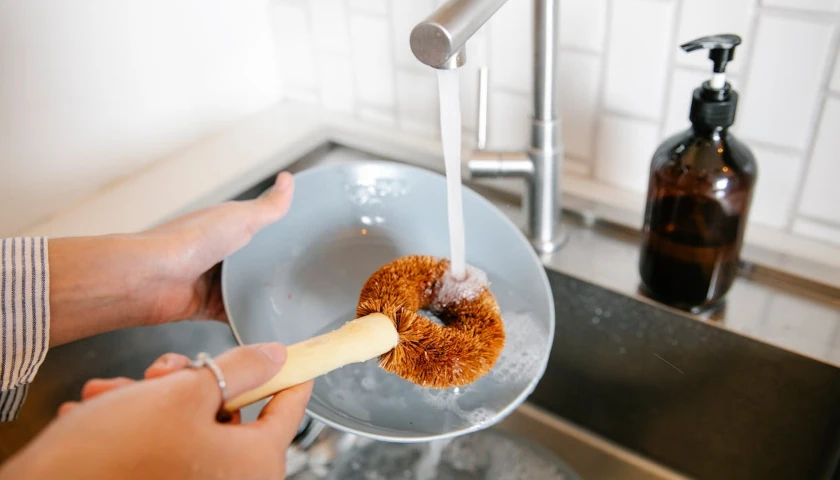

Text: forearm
xmin=48 ymin=235 xmax=158 ymax=347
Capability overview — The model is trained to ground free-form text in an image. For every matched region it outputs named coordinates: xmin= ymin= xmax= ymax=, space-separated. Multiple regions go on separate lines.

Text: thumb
xmin=251 ymin=171 xmax=295 ymax=230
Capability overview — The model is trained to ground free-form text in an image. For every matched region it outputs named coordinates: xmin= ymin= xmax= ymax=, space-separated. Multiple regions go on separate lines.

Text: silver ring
xmin=189 ymin=352 xmax=228 ymax=401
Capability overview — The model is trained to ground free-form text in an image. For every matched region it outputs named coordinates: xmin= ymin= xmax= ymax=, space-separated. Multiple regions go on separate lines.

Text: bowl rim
xmin=221 ymin=159 xmax=555 ymax=443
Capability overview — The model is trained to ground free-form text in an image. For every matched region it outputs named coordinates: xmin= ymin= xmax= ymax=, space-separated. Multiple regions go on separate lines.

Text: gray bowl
xmin=221 ymin=160 xmax=554 ymax=442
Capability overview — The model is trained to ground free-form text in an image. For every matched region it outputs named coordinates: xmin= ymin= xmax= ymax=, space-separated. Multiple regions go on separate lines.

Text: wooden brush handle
xmin=222 ymin=313 xmax=398 ymax=413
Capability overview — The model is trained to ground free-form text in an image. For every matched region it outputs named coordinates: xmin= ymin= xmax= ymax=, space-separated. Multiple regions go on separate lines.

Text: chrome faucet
xmin=410 ymin=0 xmax=566 ymax=254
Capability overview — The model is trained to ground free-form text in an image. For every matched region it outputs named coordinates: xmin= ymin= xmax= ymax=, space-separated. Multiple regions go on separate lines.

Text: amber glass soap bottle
xmin=639 ymin=34 xmax=757 ymax=313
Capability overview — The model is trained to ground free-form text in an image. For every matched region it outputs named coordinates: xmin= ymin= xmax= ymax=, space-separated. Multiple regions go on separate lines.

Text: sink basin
xmin=528 ymin=268 xmax=840 ymax=480
xmin=283 ymin=263 xmax=840 ymax=480
xmin=2 ymin=144 xmax=839 ymax=480
xmin=223 ymin=148 xmax=840 ymax=480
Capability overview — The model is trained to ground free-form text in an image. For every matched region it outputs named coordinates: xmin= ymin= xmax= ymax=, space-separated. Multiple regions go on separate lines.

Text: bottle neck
xmin=692 ymin=123 xmax=727 ymax=141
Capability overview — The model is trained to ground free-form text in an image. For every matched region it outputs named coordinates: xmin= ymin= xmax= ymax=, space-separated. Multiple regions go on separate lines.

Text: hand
xmin=48 ymin=172 xmax=294 ymax=346
xmin=0 ymin=343 xmax=314 ymax=479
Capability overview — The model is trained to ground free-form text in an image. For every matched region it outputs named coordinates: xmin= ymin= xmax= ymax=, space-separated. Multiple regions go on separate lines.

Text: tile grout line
xmin=798 ymin=215 xmax=840 ymax=231
xmin=385 ymin=0 xmax=402 ymax=132
xmin=755 ymin=4 xmax=840 ymax=23
xmin=590 ymin=0 xmax=615 ymax=181
xmin=341 ymin=0 xmax=358 ymax=115
xmin=347 ymin=8 xmax=369 ymax=125
xmin=655 ymin=0 xmax=684 ymax=141
xmin=302 ymin=1 xmax=323 ymax=104
xmin=785 ymin=25 xmax=840 ymax=232
xmin=601 ymin=107 xmax=661 ymax=125
xmin=483 ymin=14 xmax=495 ymax=149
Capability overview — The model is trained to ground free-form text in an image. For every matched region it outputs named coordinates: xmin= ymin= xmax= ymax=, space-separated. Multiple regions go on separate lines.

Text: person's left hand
xmin=136 ymin=171 xmax=295 ymax=325
xmin=47 ymin=171 xmax=295 ymax=346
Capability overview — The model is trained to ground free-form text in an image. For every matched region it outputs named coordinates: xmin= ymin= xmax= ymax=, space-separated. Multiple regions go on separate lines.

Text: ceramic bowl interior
xmin=222 ymin=160 xmax=554 ymax=442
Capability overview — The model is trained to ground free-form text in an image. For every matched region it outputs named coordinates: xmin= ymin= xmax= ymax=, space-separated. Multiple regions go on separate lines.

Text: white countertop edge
xmin=16 ymin=100 xmax=840 ymax=278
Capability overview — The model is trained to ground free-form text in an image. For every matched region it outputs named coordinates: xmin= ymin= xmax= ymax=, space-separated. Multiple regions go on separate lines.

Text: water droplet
xmin=591 ymin=317 xmax=600 ymax=325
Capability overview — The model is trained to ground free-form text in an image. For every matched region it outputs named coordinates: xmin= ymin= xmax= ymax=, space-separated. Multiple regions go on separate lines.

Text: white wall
xmin=0 ymin=0 xmax=282 ymax=236
xmin=269 ymin=0 xmax=840 ymax=250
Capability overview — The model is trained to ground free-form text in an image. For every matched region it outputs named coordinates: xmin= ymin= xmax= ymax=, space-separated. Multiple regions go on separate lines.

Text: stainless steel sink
xmin=2 ymin=143 xmax=840 ymax=480
xmin=279 ymin=261 xmax=840 ymax=480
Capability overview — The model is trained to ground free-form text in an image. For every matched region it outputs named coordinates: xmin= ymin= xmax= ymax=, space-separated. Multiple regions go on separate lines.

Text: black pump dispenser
xmin=682 ymin=34 xmax=741 ymax=130
xmin=638 ymin=33 xmax=757 ymax=314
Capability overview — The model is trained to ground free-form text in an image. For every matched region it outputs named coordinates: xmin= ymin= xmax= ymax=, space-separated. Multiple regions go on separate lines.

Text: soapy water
xmin=414 ymin=438 xmax=451 ymax=480
xmin=432 ymin=265 xmax=489 ymax=310
xmin=326 ymin=428 xmax=577 ymax=480
xmin=437 ymin=68 xmax=466 ymax=279
xmin=309 ymin=273 xmax=550 ymax=436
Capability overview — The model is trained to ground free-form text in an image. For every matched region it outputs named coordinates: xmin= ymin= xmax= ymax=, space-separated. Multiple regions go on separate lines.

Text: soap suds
xmin=432 ymin=264 xmax=489 ymax=309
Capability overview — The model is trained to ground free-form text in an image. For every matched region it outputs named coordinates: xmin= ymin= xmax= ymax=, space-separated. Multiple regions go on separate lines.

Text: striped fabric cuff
xmin=0 ymin=384 xmax=29 ymax=421
xmin=1 ymin=237 xmax=50 ymax=421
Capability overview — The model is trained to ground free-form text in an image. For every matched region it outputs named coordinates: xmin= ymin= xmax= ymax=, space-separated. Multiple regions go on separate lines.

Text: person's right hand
xmin=0 ymin=343 xmax=313 ymax=480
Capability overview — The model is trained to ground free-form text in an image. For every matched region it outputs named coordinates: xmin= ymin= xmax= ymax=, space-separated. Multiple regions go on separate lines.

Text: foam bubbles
xmin=487 ymin=312 xmax=546 ymax=387
xmin=327 ymin=428 xmax=578 ymax=480
xmin=432 ymin=265 xmax=489 ymax=309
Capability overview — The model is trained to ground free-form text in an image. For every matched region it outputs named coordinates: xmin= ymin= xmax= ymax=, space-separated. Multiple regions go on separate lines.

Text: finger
xmin=145 ymin=353 xmax=192 ymax=379
xmin=173 ymin=172 xmax=295 ymax=267
xmin=57 ymin=401 xmax=80 ymax=416
xmin=252 ymin=171 xmax=295 ymax=227
xmin=182 ymin=343 xmax=287 ymax=414
xmin=254 ymin=380 xmax=313 ymax=448
xmin=80 ymin=377 xmax=135 ymax=401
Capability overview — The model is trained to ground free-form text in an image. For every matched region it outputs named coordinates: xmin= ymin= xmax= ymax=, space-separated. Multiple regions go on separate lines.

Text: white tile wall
xmin=595 ymin=115 xmax=659 ymax=193
xmin=317 ymin=54 xmax=355 ymax=113
xmin=831 ymin=49 xmax=840 ymax=92
xmin=272 ymin=0 xmax=840 ymax=253
xmin=396 ymin=69 xmax=438 ymax=136
xmin=271 ymin=2 xmax=317 ymax=100
xmin=487 ymin=90 xmax=530 ymax=150
xmin=489 ymin=0 xmax=532 ymax=93
xmin=559 ymin=0 xmax=607 ymax=52
xmin=799 ymin=98 xmax=840 ymax=224
xmin=763 ymin=0 xmax=840 ymax=13
xmin=558 ymin=51 xmax=600 ymax=159
xmin=662 ymin=69 xmax=709 ymax=137
xmin=675 ymin=0 xmax=755 ymax=73
xmin=309 ymin=0 xmax=350 ymax=54
xmin=348 ymin=0 xmax=387 ymax=16
xmin=602 ymin=0 xmax=676 ymax=120
xmin=747 ymin=146 xmax=805 ymax=229
xmin=737 ymin=15 xmax=834 ymax=150
xmin=348 ymin=13 xmax=395 ymax=110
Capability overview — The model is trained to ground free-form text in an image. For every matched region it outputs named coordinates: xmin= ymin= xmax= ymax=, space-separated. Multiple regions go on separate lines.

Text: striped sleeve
xmin=0 ymin=237 xmax=50 ymax=421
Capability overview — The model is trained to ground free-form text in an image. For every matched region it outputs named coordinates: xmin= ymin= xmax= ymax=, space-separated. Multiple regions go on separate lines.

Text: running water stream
xmin=436 ymin=68 xmax=466 ymax=280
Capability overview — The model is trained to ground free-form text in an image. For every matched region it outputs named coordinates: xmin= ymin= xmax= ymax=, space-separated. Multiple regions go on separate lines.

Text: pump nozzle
xmin=681 ymin=34 xmax=741 ymax=90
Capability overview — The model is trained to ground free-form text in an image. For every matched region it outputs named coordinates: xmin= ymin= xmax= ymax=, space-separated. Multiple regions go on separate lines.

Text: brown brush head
xmin=356 ymin=255 xmax=505 ymax=388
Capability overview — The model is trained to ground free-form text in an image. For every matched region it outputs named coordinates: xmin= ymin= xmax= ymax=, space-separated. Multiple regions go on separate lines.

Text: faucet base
xmin=530 ymin=228 xmax=568 ymax=255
